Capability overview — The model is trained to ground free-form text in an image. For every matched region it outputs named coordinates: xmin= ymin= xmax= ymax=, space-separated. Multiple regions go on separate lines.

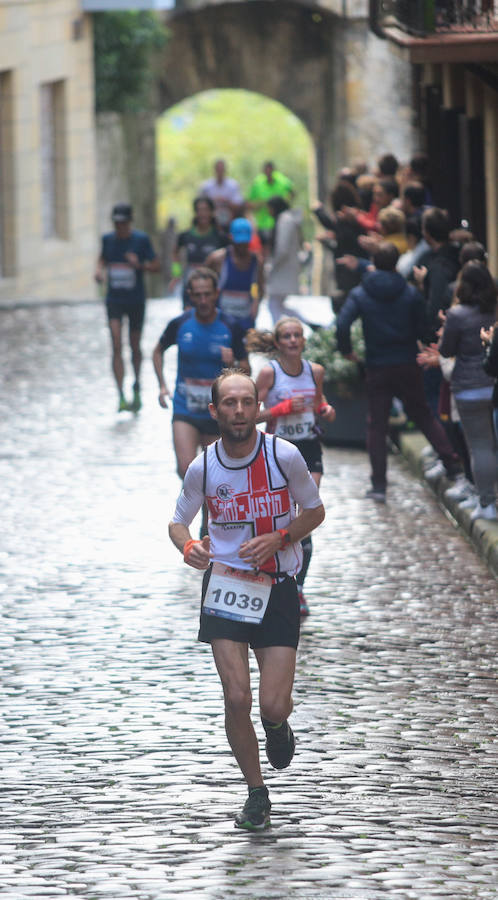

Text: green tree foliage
xmin=94 ymin=11 xmax=168 ymax=113
xmin=156 ymin=90 xmax=313 ymax=232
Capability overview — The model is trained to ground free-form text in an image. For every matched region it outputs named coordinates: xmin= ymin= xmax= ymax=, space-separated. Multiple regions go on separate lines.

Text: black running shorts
xmin=173 ymin=413 xmax=220 ymax=435
xmin=106 ymin=299 xmax=145 ymax=332
xmin=293 ymin=437 xmax=323 ymax=474
xmin=198 ymin=567 xmax=300 ymax=649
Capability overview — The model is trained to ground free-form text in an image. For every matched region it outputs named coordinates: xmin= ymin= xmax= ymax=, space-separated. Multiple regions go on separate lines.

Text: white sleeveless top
xmin=203 ymin=433 xmax=303 ymax=576
xmin=265 ymin=359 xmax=317 ymax=442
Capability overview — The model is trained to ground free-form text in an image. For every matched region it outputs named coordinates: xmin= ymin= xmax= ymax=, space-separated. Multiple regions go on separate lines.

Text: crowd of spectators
xmin=313 ymin=151 xmax=498 ymax=519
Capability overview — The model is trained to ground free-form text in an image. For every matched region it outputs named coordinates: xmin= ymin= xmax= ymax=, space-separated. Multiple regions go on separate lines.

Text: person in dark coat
xmin=413 ymin=207 xmax=460 ymax=416
xmin=336 ymin=242 xmax=461 ymax=502
xmin=439 ymin=261 xmax=497 ymax=521
xmin=312 ymin=181 xmax=368 ymax=303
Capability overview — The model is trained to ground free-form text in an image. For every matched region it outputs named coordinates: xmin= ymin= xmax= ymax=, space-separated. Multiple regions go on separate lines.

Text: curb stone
xmin=400 ymin=431 xmax=498 ymax=581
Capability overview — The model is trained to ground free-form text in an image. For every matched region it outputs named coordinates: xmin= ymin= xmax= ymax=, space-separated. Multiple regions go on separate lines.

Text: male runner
xmin=169 ymin=371 xmax=325 ymax=829
xmin=152 ymin=267 xmax=249 ymax=480
xmin=95 ymin=203 xmax=160 ymax=412
xmin=247 ymin=161 xmax=295 ymax=248
xmin=200 ymin=159 xmax=243 ymax=230
xmin=207 ymin=217 xmax=264 ymax=334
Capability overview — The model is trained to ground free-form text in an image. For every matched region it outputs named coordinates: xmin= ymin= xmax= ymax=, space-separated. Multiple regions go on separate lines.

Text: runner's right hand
xmin=158 ymin=387 xmax=170 ymax=408
xmin=220 ymin=346 xmax=234 ymax=365
xmin=184 ymin=535 xmax=211 ymax=570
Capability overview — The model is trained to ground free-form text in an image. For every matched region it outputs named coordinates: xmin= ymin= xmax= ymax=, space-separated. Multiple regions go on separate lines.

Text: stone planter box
xmin=320 ymin=382 xmax=367 ymax=447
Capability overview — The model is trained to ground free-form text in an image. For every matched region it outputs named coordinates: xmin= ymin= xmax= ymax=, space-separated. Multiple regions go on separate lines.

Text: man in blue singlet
xmin=207 ymin=218 xmax=264 ymax=334
xmin=152 ymin=267 xmax=250 ymax=480
xmin=95 ymin=203 xmax=160 ymax=412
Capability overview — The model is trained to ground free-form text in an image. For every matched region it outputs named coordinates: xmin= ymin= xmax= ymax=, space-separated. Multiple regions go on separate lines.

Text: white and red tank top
xmin=265 ymin=359 xmax=317 ymax=442
xmin=203 ymin=432 xmax=302 ymax=576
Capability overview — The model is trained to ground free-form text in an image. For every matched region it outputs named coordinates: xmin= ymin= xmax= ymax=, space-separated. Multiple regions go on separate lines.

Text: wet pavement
xmin=1 ymin=298 xmax=498 ymax=900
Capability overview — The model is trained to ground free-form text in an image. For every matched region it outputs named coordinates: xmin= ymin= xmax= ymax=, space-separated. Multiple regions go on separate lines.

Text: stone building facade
xmin=0 ymin=0 xmax=97 ymax=305
xmin=370 ymin=2 xmax=498 ymax=272
xmin=158 ymin=0 xmax=417 ymax=202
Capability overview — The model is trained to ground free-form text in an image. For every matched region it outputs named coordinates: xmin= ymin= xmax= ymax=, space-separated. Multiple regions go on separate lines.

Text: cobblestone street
xmin=1 ymin=298 xmax=498 ymax=899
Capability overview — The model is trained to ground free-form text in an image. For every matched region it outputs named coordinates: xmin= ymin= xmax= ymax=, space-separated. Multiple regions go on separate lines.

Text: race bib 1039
xmin=203 ymin=562 xmax=271 ymax=624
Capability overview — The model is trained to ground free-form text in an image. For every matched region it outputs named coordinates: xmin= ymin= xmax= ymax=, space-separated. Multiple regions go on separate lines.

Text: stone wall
xmin=95 ymin=110 xmax=163 ymax=296
xmin=158 ymin=2 xmax=416 ymax=198
xmin=96 ymin=111 xmax=158 ymax=241
xmin=0 ymin=0 xmax=98 ymax=305
xmin=332 ymin=19 xmax=417 ymax=173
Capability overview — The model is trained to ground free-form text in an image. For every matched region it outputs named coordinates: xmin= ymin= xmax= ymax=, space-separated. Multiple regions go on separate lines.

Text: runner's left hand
xmin=239 ymin=533 xmax=282 ymax=570
xmin=125 ymin=251 xmax=140 ymax=268
xmin=320 ymin=403 xmax=336 ymax=422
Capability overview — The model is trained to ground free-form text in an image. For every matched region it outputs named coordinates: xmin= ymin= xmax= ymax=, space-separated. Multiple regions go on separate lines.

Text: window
xmin=0 ymin=70 xmax=15 ymax=277
xmin=40 ymin=80 xmax=68 ymax=240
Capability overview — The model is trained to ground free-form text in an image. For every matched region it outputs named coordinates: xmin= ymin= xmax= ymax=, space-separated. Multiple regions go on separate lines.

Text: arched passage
xmin=158 ymin=1 xmax=340 ymax=197
xmin=156 ymin=88 xmax=315 ymax=228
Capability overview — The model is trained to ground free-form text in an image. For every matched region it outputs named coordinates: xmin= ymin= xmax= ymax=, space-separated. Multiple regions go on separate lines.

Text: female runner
xmin=247 ymin=317 xmax=335 ymax=615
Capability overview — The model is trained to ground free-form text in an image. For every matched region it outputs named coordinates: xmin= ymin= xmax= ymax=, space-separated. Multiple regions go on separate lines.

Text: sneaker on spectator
xmin=424 ymin=460 xmax=446 ymax=481
xmin=365 ymin=488 xmax=386 ymax=503
xmin=458 ymin=494 xmax=479 ymax=510
xmin=421 ymin=445 xmax=438 ymax=463
xmin=470 ymin=502 xmax=497 ymax=522
xmin=444 ymin=476 xmax=475 ymax=502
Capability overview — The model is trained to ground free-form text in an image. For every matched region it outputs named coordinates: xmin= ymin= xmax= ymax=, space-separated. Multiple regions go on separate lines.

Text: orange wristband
xmin=270 ymin=398 xmax=293 ymax=418
xmin=183 ymin=538 xmax=200 ymax=562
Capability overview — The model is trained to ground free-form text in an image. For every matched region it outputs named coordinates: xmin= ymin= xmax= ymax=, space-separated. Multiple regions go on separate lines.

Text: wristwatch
xmin=277 ymin=528 xmax=291 ymax=549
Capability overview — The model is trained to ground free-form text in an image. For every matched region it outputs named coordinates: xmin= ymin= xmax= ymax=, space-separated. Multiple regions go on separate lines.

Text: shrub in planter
xmin=304 ymin=321 xmax=367 ymax=446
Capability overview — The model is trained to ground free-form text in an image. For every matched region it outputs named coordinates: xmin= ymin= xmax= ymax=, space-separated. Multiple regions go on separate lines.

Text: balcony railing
xmin=370 ymin=1 xmax=498 ymax=38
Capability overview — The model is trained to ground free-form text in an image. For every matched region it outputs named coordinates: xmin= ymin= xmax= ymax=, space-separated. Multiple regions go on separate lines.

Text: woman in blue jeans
xmin=439 ymin=261 xmax=497 ymax=521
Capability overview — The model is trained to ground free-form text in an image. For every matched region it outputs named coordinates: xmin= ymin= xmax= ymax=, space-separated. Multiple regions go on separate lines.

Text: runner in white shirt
xmin=200 ymin=159 xmax=243 ymax=229
xmin=247 ymin=317 xmax=335 ymax=616
xmin=169 ymin=370 xmax=325 ymax=831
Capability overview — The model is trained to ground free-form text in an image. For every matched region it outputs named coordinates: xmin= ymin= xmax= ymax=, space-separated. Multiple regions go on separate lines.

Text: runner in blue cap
xmin=207 ymin=217 xmax=264 ymax=334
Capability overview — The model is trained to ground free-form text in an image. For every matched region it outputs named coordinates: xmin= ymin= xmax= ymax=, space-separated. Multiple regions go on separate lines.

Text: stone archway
xmin=156 ymin=88 xmax=315 ymax=227
xmin=96 ymin=1 xmax=416 ymax=240
xmin=158 ymin=1 xmax=339 ymax=198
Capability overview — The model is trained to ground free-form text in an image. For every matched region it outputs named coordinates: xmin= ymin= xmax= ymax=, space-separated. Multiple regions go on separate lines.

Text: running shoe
xmin=297 ymin=586 xmax=309 ymax=617
xmin=131 ymin=386 xmax=142 ymax=412
xmin=365 ymin=488 xmax=386 ymax=503
xmin=118 ymin=395 xmax=130 ymax=412
xmin=262 ymin=719 xmax=296 ymax=770
xmin=234 ymin=787 xmax=271 ymax=831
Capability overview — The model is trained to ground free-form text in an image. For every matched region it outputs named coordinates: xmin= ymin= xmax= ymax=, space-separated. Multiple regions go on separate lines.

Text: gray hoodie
xmin=267 ymin=208 xmax=303 ymax=296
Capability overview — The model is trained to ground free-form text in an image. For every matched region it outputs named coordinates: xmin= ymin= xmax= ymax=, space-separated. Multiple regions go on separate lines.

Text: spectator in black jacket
xmin=336 ymin=242 xmax=461 ymax=503
xmin=413 ymin=207 xmax=460 ymax=415
xmin=414 ymin=208 xmax=460 ymax=339
xmin=312 ymin=181 xmax=368 ymax=307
